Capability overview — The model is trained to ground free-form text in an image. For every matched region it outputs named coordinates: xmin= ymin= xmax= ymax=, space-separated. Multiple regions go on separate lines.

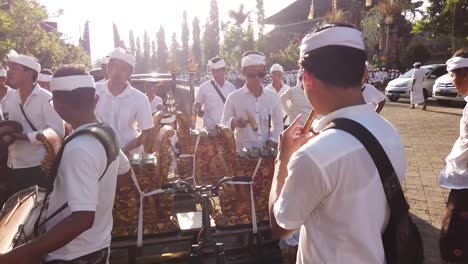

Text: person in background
xmin=144 ymin=78 xmax=164 ymax=115
xmin=221 ymin=51 xmax=283 ymax=150
xmin=362 ymin=83 xmax=386 ymax=113
xmin=265 ymin=63 xmax=290 ymax=128
xmin=37 ymin=69 xmax=53 ymax=91
xmin=280 ymin=69 xmax=312 ymax=126
xmin=96 ymin=55 xmax=110 ymax=85
xmin=438 ymin=49 xmax=468 ymax=264
xmin=195 ymin=56 xmax=236 ymax=130
xmin=409 ymin=62 xmax=427 ymax=110
xmin=0 ymin=68 xmax=15 ymax=120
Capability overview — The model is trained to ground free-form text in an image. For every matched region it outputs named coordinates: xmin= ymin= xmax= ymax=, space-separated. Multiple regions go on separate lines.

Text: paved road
xmin=381 ymin=98 xmax=465 ymax=263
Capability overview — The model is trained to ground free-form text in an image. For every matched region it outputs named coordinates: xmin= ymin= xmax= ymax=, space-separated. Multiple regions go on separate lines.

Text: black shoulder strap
xmin=210 ymin=80 xmax=226 ymax=103
xmin=34 ymin=123 xmax=119 ymax=234
xmin=324 ymin=118 xmax=409 ymax=216
xmin=19 ymin=104 xmax=38 ymax=131
xmin=361 ymin=85 xmax=366 ymax=92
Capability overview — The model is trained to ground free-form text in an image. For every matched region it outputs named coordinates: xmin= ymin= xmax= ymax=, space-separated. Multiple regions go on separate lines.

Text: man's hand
xmin=232 ymin=117 xmax=248 ymax=130
xmin=277 ymin=114 xmax=313 ymax=162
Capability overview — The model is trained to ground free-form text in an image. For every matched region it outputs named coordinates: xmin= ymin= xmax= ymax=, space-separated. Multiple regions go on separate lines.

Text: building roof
xmin=264 ymin=0 xmax=312 ymax=26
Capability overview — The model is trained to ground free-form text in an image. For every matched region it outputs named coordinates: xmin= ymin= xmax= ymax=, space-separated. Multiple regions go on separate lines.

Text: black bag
xmin=326 ymin=118 xmax=424 ymax=264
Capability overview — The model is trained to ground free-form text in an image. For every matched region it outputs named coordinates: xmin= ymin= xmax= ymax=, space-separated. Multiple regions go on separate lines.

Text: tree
xmin=220 ymin=4 xmax=252 ymax=67
xmin=0 ymin=0 xmax=89 ymax=69
xmin=413 ymin=0 xmax=468 ymax=51
xmin=192 ymin=16 xmax=202 ymax=70
xmin=80 ymin=21 xmax=91 ymax=56
xmin=228 ymin=4 xmax=251 ymax=28
xmin=170 ymin=32 xmax=185 ymax=67
xmin=143 ymin=31 xmax=151 ymax=73
xmin=269 ymin=37 xmax=301 ymax=71
xmin=135 ymin=36 xmax=143 ymax=73
xmin=244 ymin=17 xmax=255 ymax=52
xmin=400 ymin=41 xmax=431 ymax=68
xmin=150 ymin=40 xmax=157 ymax=71
xmin=256 ymin=0 xmax=265 ymax=50
xmin=202 ymin=0 xmax=220 ymax=66
xmin=129 ymin=30 xmax=136 ymax=57
xmin=181 ymin=10 xmax=190 ymax=60
xmin=156 ymin=26 xmax=169 ymax=72
xmin=113 ymin=23 xmax=126 ymax=49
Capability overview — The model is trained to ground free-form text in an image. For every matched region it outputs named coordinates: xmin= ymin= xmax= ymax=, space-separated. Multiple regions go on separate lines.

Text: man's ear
xmin=361 ymin=67 xmax=369 ymax=86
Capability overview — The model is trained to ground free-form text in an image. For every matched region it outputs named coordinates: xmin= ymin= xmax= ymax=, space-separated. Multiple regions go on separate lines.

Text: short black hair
xmin=300 ymin=23 xmax=367 ymax=88
xmin=40 ymin=69 xmax=53 ymax=75
xmin=52 ymin=64 xmax=95 ymax=110
xmin=210 ymin=56 xmax=223 ymax=63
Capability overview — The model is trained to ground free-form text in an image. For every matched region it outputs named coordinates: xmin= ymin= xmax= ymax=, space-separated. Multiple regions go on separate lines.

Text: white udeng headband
xmin=37 ymin=73 xmax=52 ymax=82
xmin=241 ymin=54 xmax=266 ymax=68
xmin=50 ymin=75 xmax=96 ymax=92
xmin=446 ymin=57 xmax=468 ymax=71
xmin=300 ymin=27 xmax=365 ymax=58
xmin=208 ymin=59 xmax=226 ymax=69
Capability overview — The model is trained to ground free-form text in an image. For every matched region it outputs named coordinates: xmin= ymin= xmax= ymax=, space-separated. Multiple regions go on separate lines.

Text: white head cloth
xmin=413 ymin=62 xmax=421 ymax=67
xmin=109 ymin=48 xmax=136 ymax=68
xmin=446 ymin=57 xmax=468 ymax=71
xmin=0 ymin=68 xmax=6 ymax=77
xmin=8 ymin=50 xmax=41 ymax=73
xmin=101 ymin=56 xmax=110 ymax=65
xmin=241 ymin=53 xmax=266 ymax=68
xmin=37 ymin=73 xmax=52 ymax=82
xmin=50 ymin=75 xmax=96 ymax=92
xmin=208 ymin=58 xmax=226 ymax=69
xmin=300 ymin=26 xmax=364 ymax=58
xmin=270 ymin=63 xmax=284 ymax=73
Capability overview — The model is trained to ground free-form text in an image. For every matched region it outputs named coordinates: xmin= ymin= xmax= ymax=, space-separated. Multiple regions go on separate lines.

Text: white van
xmin=385 ymin=64 xmax=447 ymax=102
xmin=432 ymin=73 xmax=464 ymax=104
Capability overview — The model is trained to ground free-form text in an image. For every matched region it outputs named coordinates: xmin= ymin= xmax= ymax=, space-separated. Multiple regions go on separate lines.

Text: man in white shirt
xmin=265 ymin=63 xmax=290 ymax=128
xmin=143 ymin=78 xmax=164 ymax=115
xmin=280 ymin=69 xmax=312 ymax=126
xmin=194 ymin=56 xmax=236 ymax=130
xmin=0 ymin=68 xmax=15 ymax=120
xmin=362 ymin=83 xmax=386 ymax=113
xmin=37 ymin=69 xmax=53 ymax=91
xmin=409 ymin=62 xmax=427 ymax=110
xmin=221 ymin=51 xmax=283 ymax=150
xmin=0 ymin=64 xmax=131 ymax=263
xmin=96 ymin=48 xmax=154 ymax=155
xmin=269 ymin=24 xmax=406 ymax=264
xmin=96 ymin=55 xmax=110 ymax=84
xmin=4 ymin=52 xmax=64 ymax=195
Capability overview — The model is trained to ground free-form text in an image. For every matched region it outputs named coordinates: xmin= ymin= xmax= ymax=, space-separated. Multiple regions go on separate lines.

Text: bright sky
xmin=38 ymin=0 xmax=296 ymax=63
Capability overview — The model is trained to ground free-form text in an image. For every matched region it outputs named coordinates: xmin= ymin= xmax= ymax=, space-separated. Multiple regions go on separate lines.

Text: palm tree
xmin=228 ymin=4 xmax=252 ymax=29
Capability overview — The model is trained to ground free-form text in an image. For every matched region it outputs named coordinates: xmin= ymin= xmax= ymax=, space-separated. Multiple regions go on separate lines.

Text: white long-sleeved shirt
xmin=221 ymin=86 xmax=283 ymax=150
xmin=439 ymin=96 xmax=468 ymax=189
xmin=195 ymin=79 xmax=236 ymax=129
xmin=280 ymin=84 xmax=312 ymax=126
xmin=5 ymin=85 xmax=65 ymax=168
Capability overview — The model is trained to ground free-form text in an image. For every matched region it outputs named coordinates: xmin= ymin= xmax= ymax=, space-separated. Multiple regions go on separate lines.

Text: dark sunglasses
xmin=246 ymin=72 xmax=266 ymax=79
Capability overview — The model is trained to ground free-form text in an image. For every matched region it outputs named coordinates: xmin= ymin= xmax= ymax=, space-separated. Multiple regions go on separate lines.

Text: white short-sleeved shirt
xmin=274 ymin=104 xmax=406 ymax=264
xmin=439 ymin=96 xmax=468 ymax=189
xmin=96 ymin=81 xmax=154 ymax=154
xmin=280 ymin=85 xmax=312 ymax=126
xmin=148 ymin=94 xmax=163 ymax=114
xmin=5 ymin=85 xmax=64 ymax=168
xmin=46 ymin=124 xmax=130 ymax=261
xmin=220 ymin=86 xmax=283 ymax=150
xmin=362 ymin=84 xmax=385 ymax=105
xmin=265 ymin=83 xmax=289 ymax=96
xmin=0 ymin=86 xmax=15 ymax=115
xmin=195 ymin=79 xmax=236 ymax=129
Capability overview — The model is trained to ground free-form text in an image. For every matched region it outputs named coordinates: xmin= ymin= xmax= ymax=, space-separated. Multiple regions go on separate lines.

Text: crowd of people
xmin=0 ymin=22 xmax=467 ymax=264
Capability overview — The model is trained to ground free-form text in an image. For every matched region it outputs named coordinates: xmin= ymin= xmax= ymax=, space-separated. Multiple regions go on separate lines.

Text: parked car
xmin=432 ymin=73 xmax=464 ymax=104
xmin=385 ymin=64 xmax=447 ymax=102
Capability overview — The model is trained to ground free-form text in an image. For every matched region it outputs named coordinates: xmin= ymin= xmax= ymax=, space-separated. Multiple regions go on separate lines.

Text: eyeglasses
xmin=246 ymin=72 xmax=266 ymax=79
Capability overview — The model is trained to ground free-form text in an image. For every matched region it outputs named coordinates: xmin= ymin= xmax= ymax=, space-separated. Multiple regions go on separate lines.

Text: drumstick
xmin=301 ymin=109 xmax=317 ymax=135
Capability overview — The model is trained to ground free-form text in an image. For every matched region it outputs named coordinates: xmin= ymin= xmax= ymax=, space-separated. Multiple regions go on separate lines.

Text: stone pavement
xmin=380 ymin=98 xmax=465 ymax=263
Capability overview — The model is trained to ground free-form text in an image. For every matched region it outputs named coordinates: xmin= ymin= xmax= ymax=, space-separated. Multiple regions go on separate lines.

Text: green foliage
xmin=191 ymin=17 xmax=202 ymax=70
xmin=181 ymin=10 xmax=190 ymax=60
xmin=202 ymin=0 xmax=220 ymax=65
xmin=399 ymin=41 xmax=431 ymax=68
xmin=0 ymin=0 xmax=89 ymax=69
xmin=156 ymin=26 xmax=169 ymax=72
xmin=129 ymin=30 xmax=136 ymax=57
xmin=135 ymin=36 xmax=143 ymax=73
xmin=268 ymin=37 xmax=300 ymax=70
xmin=256 ymin=0 xmax=265 ymax=50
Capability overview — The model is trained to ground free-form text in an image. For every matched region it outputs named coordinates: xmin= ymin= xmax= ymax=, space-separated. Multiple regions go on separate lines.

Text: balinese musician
xmin=220 ymin=51 xmax=283 ymax=150
xmin=95 ymin=48 xmax=154 ymax=155
xmin=4 ymin=51 xmax=64 ymax=196
xmin=0 ymin=64 xmax=130 ymax=263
